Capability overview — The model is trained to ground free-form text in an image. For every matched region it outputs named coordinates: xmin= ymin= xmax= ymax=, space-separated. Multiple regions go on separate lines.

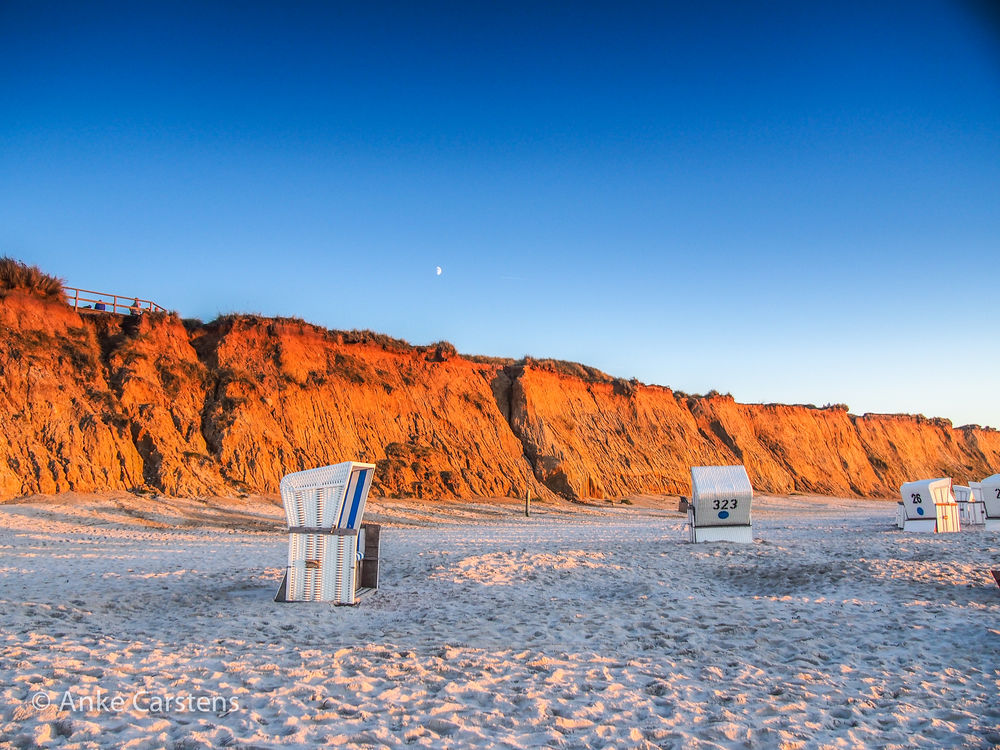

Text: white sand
xmin=2 ymin=493 xmax=999 ymax=749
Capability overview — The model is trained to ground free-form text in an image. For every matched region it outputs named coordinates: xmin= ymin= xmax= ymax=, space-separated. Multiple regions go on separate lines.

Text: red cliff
xmin=2 ymin=291 xmax=997 ymax=501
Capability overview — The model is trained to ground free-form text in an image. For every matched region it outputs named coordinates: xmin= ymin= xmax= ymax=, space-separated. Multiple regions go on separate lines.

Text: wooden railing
xmin=64 ymin=286 xmax=167 ymax=315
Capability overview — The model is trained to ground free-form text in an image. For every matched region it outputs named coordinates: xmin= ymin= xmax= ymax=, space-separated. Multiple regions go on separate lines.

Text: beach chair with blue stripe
xmin=687 ymin=465 xmax=754 ymax=543
xmin=275 ymin=462 xmax=381 ymax=604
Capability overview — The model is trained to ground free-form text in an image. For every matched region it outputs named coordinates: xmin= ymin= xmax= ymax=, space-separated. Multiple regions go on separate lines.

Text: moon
xmin=435 ymin=266 xmax=442 ymax=276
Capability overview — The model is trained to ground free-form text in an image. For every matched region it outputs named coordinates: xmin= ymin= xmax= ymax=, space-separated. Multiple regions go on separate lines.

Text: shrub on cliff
xmin=341 ymin=329 xmax=412 ymax=352
xmin=612 ymin=377 xmax=639 ymax=397
xmin=0 ymin=257 xmax=64 ymax=299
xmin=520 ymin=356 xmax=614 ymax=383
xmin=425 ymin=340 xmax=456 ymax=362
xmin=466 ymin=354 xmax=515 ymax=366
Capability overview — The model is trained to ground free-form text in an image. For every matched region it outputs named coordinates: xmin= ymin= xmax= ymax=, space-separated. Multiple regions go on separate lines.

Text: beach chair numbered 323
xmin=687 ymin=465 xmax=753 ymax=543
xmin=275 ymin=462 xmax=381 ymax=605
xmin=898 ymin=478 xmax=959 ymax=533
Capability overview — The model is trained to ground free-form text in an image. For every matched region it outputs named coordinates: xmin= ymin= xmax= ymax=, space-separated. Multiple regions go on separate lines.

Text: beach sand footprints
xmin=4 ymin=499 xmax=1000 ymax=748
xmin=432 ymin=549 xmax=620 ymax=586
xmin=719 ymin=556 xmax=857 ymax=598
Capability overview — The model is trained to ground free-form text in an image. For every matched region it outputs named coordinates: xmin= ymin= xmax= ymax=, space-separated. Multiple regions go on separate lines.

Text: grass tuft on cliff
xmin=0 ymin=257 xmax=65 ymax=299
xmin=519 ymin=356 xmax=615 ymax=383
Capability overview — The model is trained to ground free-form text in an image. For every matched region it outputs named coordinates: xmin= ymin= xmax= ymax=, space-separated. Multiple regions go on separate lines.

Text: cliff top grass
xmin=0 ymin=257 xmax=65 ymax=300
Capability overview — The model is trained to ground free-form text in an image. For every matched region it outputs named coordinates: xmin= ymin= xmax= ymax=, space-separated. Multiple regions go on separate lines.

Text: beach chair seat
xmin=981 ymin=474 xmax=1000 ymax=531
xmin=687 ymin=465 xmax=753 ymax=543
xmin=898 ymin=478 xmax=959 ymax=533
xmin=275 ymin=461 xmax=380 ymax=605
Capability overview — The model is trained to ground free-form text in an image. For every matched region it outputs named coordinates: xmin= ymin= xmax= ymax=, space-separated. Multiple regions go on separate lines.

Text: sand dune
xmin=2 ymin=494 xmax=999 ymax=748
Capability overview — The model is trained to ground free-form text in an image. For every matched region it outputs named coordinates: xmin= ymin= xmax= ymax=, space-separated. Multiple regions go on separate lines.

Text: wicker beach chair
xmin=275 ymin=462 xmax=381 ymax=604
xmin=898 ymin=478 xmax=959 ymax=533
xmin=687 ymin=465 xmax=754 ymax=543
xmin=981 ymin=474 xmax=1000 ymax=531
xmin=954 ymin=485 xmax=986 ymax=526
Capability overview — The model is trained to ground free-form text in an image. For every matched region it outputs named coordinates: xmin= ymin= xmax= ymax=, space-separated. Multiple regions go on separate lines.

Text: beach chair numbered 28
xmin=898 ymin=478 xmax=959 ymax=533
xmin=274 ymin=462 xmax=381 ymax=605
xmin=981 ymin=474 xmax=1000 ymax=532
xmin=687 ymin=465 xmax=754 ymax=543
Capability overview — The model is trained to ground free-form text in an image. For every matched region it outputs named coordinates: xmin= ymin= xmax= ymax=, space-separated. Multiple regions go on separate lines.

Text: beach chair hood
xmin=280 ymin=462 xmax=375 ymax=530
xmin=898 ymin=478 xmax=951 ymax=522
xmin=690 ymin=465 xmax=753 ymax=528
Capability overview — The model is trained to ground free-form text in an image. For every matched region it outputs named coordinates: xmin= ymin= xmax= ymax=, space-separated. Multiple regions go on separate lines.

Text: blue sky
xmin=2 ymin=1 xmax=998 ymax=427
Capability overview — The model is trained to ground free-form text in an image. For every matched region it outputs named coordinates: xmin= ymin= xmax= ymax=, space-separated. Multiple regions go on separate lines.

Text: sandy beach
xmin=1 ymin=493 xmax=998 ymax=749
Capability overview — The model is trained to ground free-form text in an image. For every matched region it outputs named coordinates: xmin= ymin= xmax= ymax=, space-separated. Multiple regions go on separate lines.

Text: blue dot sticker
xmin=916 ymin=507 xmax=924 ymax=516
xmin=718 ymin=510 xmax=730 ymax=519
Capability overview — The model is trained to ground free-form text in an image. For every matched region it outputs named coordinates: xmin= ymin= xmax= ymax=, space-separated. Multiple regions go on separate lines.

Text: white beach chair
xmin=687 ymin=465 xmax=753 ymax=543
xmin=981 ymin=474 xmax=1000 ymax=531
xmin=954 ymin=485 xmax=986 ymax=526
xmin=898 ymin=478 xmax=959 ymax=533
xmin=275 ymin=462 xmax=381 ymax=605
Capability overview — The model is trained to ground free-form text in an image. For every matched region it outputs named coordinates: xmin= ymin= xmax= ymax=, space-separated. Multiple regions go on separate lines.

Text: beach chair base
xmin=894 ymin=502 xmax=905 ymax=529
xmin=689 ymin=524 xmax=753 ymax=543
xmin=984 ymin=518 xmax=1000 ymax=532
xmin=958 ymin=501 xmax=985 ymax=526
xmin=273 ymin=570 xmax=379 ymax=605
xmin=934 ymin=502 xmax=960 ymax=533
xmin=902 ymin=519 xmax=937 ymax=533
xmin=275 ymin=523 xmax=381 ymax=605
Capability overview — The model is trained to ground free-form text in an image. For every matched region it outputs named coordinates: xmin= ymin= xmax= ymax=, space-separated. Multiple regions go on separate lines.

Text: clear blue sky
xmin=2 ymin=1 xmax=998 ymax=427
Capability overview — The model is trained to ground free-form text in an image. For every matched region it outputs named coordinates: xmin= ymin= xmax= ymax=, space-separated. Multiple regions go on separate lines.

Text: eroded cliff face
xmin=0 ymin=292 xmax=145 ymax=498
xmin=504 ymin=365 xmax=1000 ymax=499
xmin=190 ymin=316 xmax=542 ymax=499
xmin=1 ymin=292 xmax=997 ymax=501
xmin=0 ymin=293 xmax=544 ymax=500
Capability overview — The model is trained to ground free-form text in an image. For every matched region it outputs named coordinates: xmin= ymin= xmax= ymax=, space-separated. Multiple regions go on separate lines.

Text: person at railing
xmin=95 ymin=300 xmax=106 ymax=311
xmin=129 ymin=298 xmax=141 ymax=316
